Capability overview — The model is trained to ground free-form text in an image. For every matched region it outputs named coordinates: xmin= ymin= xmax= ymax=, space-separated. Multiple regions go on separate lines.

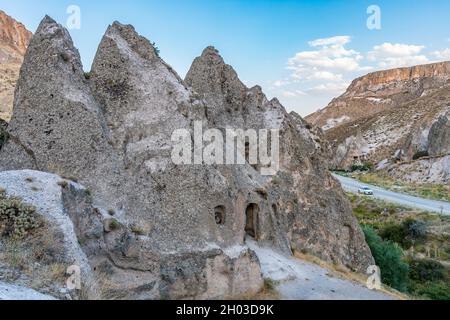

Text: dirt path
xmin=247 ymin=241 xmax=395 ymax=300
xmin=0 ymin=282 xmax=56 ymax=300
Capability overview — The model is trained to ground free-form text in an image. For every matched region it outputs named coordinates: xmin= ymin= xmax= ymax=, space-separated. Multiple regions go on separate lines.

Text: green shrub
xmin=404 ymin=219 xmax=427 ymax=240
xmin=109 ymin=219 xmax=120 ymax=231
xmin=413 ymin=151 xmax=429 ymax=160
xmin=351 ymin=163 xmax=373 ymax=172
xmin=379 ymin=219 xmax=427 ymax=249
xmin=151 ymin=42 xmax=160 ymax=57
xmin=411 ymin=281 xmax=450 ymax=300
xmin=379 ymin=223 xmax=408 ymax=247
xmin=363 ymin=226 xmax=409 ymax=292
xmin=84 ymin=71 xmax=92 ymax=80
xmin=408 ymin=259 xmax=445 ymax=282
xmin=130 ymin=224 xmax=145 ymax=236
xmin=0 ymin=190 xmax=43 ymax=240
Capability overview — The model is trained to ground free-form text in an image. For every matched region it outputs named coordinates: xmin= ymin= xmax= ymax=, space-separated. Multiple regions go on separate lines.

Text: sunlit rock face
xmin=0 ymin=11 xmax=32 ymax=121
xmin=0 ymin=16 xmax=373 ymax=299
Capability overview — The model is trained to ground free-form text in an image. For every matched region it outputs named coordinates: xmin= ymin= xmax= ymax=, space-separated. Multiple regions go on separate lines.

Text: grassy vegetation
xmin=349 ymin=193 xmax=450 ymax=300
xmin=0 ymin=189 xmax=68 ymax=296
xmin=363 ymin=226 xmax=409 ymax=292
xmin=227 ymin=278 xmax=280 ymax=300
xmin=340 ymin=171 xmax=450 ymax=202
xmin=0 ymin=189 xmax=44 ymax=239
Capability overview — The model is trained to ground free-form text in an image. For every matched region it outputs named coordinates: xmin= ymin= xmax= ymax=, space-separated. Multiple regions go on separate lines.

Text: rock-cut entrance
xmin=245 ymin=203 xmax=259 ymax=240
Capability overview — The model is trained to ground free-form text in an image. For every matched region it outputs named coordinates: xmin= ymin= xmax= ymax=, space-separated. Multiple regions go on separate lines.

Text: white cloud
xmin=287 ymin=35 xmax=366 ymax=81
xmin=273 ymin=80 xmax=290 ymax=87
xmin=432 ymin=48 xmax=450 ymax=60
xmin=306 ymin=82 xmax=350 ymax=95
xmin=282 ymin=90 xmax=307 ymax=97
xmin=368 ymin=43 xmax=429 ymax=68
xmin=307 ymin=71 xmax=343 ymax=81
xmin=308 ymin=35 xmax=351 ymax=47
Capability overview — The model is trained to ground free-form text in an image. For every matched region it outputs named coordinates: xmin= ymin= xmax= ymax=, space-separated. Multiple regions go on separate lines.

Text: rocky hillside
xmin=306 ymin=62 xmax=450 ymax=131
xmin=0 ymin=11 xmax=32 ymax=121
xmin=306 ymin=63 xmax=450 ymax=184
xmin=0 ymin=16 xmax=373 ymax=299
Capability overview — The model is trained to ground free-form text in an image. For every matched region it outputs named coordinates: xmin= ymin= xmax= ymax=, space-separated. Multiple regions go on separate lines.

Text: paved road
xmin=333 ymin=174 xmax=450 ymax=215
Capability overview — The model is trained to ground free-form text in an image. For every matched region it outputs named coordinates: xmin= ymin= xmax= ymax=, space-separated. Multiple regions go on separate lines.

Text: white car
xmin=358 ymin=186 xmax=374 ymax=195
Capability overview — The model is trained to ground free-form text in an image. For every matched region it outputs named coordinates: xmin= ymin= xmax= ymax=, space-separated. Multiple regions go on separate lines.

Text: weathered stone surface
xmin=428 ymin=112 xmax=450 ymax=156
xmin=186 ymin=47 xmax=373 ymax=271
xmin=0 ymin=170 xmax=102 ymax=299
xmin=0 ymin=16 xmax=126 ymax=213
xmin=0 ymin=15 xmax=374 ymax=299
xmin=0 ymin=18 xmax=265 ymax=298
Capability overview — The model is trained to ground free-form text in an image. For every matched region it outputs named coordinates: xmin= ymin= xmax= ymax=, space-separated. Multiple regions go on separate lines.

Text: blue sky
xmin=1 ymin=0 xmax=450 ymax=116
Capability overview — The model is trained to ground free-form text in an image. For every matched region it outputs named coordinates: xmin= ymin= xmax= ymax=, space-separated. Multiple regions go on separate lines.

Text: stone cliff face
xmin=186 ymin=47 xmax=373 ymax=271
xmin=0 ymin=11 xmax=32 ymax=121
xmin=305 ymin=61 xmax=450 ymax=184
xmin=306 ymin=62 xmax=450 ymax=131
xmin=0 ymin=11 xmax=31 ymax=59
xmin=0 ymin=16 xmax=373 ymax=299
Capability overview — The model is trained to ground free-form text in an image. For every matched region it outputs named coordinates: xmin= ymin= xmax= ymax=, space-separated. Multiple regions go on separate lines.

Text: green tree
xmin=363 ymin=226 xmax=409 ymax=292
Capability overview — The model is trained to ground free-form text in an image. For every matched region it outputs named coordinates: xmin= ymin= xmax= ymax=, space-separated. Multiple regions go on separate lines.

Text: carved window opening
xmin=215 ymin=206 xmax=225 ymax=225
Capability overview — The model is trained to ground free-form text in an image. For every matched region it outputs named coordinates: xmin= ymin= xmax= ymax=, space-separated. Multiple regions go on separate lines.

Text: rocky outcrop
xmin=0 ymin=16 xmax=374 ymax=299
xmin=324 ymin=84 xmax=450 ymax=183
xmin=0 ymin=170 xmax=102 ymax=299
xmin=428 ymin=112 xmax=450 ymax=156
xmin=0 ymin=11 xmax=32 ymax=121
xmin=307 ymin=60 xmax=450 ymax=184
xmin=0 ymin=11 xmax=31 ymax=58
xmin=382 ymin=155 xmax=450 ymax=185
xmin=306 ymin=61 xmax=450 ymax=131
xmin=185 ymin=46 xmax=373 ymax=271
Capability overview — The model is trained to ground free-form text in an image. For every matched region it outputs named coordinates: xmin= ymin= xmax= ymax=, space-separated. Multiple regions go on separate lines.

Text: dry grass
xmin=227 ymin=279 xmax=281 ymax=300
xmin=0 ymin=222 xmax=68 ymax=295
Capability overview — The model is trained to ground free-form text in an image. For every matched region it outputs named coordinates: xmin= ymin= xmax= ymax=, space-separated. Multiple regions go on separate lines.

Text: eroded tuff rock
xmin=0 ymin=16 xmax=373 ymax=299
xmin=185 ymin=46 xmax=373 ymax=270
xmin=0 ymin=17 xmax=264 ymax=299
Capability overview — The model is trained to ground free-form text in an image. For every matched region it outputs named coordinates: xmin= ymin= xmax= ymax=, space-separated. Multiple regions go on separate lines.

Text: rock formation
xmin=0 ymin=11 xmax=32 ymax=121
xmin=0 ymin=16 xmax=373 ymax=299
xmin=185 ymin=46 xmax=373 ymax=270
xmin=306 ymin=62 xmax=450 ymax=184
xmin=306 ymin=62 xmax=450 ymax=131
